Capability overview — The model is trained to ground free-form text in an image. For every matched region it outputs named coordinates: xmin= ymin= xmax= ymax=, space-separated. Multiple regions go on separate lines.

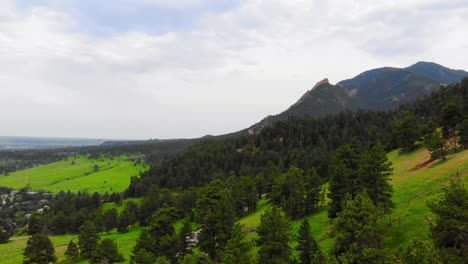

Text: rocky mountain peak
xmin=312 ymin=78 xmax=330 ymax=89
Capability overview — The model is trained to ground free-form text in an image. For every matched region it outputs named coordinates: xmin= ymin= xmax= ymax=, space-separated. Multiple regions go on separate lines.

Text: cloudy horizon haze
xmin=1 ymin=0 xmax=467 ymax=140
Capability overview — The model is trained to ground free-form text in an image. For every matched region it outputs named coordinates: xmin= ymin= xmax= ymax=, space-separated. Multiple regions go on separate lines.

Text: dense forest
xmin=1 ymin=79 xmax=467 ymax=263
xmin=126 ymin=79 xmax=468 ymax=194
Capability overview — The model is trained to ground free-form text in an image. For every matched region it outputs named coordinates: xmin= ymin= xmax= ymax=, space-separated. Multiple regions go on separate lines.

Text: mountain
xmin=337 ymin=67 xmax=439 ymax=108
xmin=405 ymin=61 xmax=468 ymax=84
xmin=249 ymin=62 xmax=468 ymax=132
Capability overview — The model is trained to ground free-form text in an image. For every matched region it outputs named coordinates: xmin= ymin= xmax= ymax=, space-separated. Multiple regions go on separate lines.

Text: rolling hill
xmin=0 ymin=155 xmax=148 ymax=193
xmin=239 ymin=148 xmax=468 ymax=254
xmin=1 ymin=147 xmax=465 ymax=263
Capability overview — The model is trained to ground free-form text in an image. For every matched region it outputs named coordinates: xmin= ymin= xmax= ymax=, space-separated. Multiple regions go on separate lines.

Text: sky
xmin=1 ymin=0 xmax=467 ymax=140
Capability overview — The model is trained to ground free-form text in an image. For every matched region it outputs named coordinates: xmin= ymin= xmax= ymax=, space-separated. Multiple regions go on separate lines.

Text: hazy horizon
xmin=1 ymin=0 xmax=467 ymax=139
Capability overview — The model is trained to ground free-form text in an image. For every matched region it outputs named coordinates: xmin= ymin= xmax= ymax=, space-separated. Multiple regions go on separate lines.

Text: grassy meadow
xmin=0 ymin=155 xmax=148 ymax=193
xmin=0 ymin=148 xmax=466 ymax=263
xmin=238 ymin=148 xmax=468 ymax=254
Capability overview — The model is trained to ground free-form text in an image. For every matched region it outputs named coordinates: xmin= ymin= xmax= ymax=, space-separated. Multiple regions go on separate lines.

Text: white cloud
xmin=0 ymin=0 xmax=467 ymax=139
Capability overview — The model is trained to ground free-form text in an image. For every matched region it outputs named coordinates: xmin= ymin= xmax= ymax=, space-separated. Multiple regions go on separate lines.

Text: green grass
xmin=0 ymin=148 xmax=466 ymax=262
xmin=101 ymin=198 xmax=143 ymax=213
xmin=0 ymin=155 xmax=148 ymax=193
xmin=236 ymin=148 xmax=468 ymax=256
xmin=0 ymin=227 xmax=142 ymax=264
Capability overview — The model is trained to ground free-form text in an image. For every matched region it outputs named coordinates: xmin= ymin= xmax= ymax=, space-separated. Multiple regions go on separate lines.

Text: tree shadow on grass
xmin=428 ymin=158 xmax=450 ymax=169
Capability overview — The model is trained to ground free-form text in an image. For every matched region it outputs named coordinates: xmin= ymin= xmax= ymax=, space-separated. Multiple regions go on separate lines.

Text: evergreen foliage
xmin=357 ymin=142 xmax=394 ymax=211
xmin=78 ymin=221 xmax=100 ymax=258
xmin=198 ymin=190 xmax=235 ymax=258
xmin=428 ymin=180 xmax=468 ymax=262
xmin=257 ymin=206 xmax=291 ymax=264
xmin=327 ymin=144 xmax=360 ymax=218
xmin=331 ymin=190 xmax=386 ymax=263
xmin=90 ymin=238 xmax=124 ymax=264
xmin=296 ymin=219 xmax=324 ymax=264
xmin=65 ymin=240 xmax=79 ymax=260
xmin=220 ymin=224 xmax=252 ymax=264
xmin=23 ymin=233 xmax=57 ymax=264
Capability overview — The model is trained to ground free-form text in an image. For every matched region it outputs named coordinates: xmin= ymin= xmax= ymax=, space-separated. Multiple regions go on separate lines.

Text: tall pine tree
xmin=328 ymin=144 xmax=360 ymax=218
xmin=296 ymin=219 xmax=323 ymax=264
xmin=257 ymin=206 xmax=291 ymax=264
xmin=357 ymin=142 xmax=394 ymax=212
xmin=331 ymin=190 xmax=386 ymax=263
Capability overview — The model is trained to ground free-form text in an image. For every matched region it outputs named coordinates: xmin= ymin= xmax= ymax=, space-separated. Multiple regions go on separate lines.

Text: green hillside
xmin=0 ymin=148 xmax=465 ymax=263
xmin=239 ymin=148 xmax=468 ymax=254
xmin=0 ymin=227 xmax=141 ymax=264
xmin=0 ymin=156 xmax=148 ymax=193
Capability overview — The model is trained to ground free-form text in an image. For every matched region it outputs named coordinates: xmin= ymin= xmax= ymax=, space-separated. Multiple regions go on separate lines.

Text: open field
xmin=0 ymin=155 xmax=148 ymax=193
xmin=0 ymin=227 xmax=141 ymax=264
xmin=0 ymin=148 xmax=466 ymax=262
xmin=238 ymin=148 xmax=468 ymax=254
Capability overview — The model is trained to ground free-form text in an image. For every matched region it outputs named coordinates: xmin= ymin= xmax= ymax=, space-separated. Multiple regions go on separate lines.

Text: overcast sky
xmin=1 ymin=0 xmax=467 ymax=139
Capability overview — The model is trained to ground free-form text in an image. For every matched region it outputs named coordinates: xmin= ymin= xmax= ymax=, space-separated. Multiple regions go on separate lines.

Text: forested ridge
xmin=127 ymin=79 xmax=468 ymax=194
xmin=1 ymin=79 xmax=467 ymax=263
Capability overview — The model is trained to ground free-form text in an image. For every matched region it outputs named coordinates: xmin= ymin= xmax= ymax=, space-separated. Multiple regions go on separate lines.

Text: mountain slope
xmin=237 ymin=148 xmax=468 ymax=254
xmin=250 ymin=62 xmax=467 ymax=132
xmin=405 ymin=61 xmax=468 ymax=84
xmin=338 ymin=67 xmax=439 ymax=108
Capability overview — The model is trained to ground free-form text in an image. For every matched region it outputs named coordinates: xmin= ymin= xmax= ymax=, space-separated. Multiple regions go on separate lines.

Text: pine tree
xmin=23 ymin=233 xmax=57 ymax=264
xmin=393 ymin=240 xmax=440 ymax=264
xmin=428 ymin=180 xmax=467 ymax=262
xmin=440 ymin=100 xmax=462 ymax=150
xmin=331 ymin=190 xmax=386 ymax=263
xmin=423 ymin=128 xmax=447 ymax=160
xmin=394 ymin=111 xmax=420 ymax=152
xmin=304 ymin=167 xmax=322 ymax=214
xmin=132 ymin=207 xmax=179 ymax=262
xmin=103 ymin=208 xmax=118 ymax=233
xmin=221 ymin=224 xmax=252 ymax=264
xmin=78 ymin=221 xmax=99 ymax=258
xmin=65 ymin=240 xmax=79 ymax=260
xmin=155 ymin=256 xmax=171 ymax=264
xmin=270 ymin=166 xmax=307 ymax=219
xmin=357 ymin=142 xmax=394 ymax=211
xmin=198 ymin=190 xmax=235 ymax=259
xmin=328 ymin=144 xmax=360 ymax=218
xmin=90 ymin=238 xmax=124 ymax=264
xmin=132 ymin=248 xmax=156 ymax=264
xmin=296 ymin=219 xmax=323 ymax=264
xmin=257 ymin=206 xmax=291 ymax=264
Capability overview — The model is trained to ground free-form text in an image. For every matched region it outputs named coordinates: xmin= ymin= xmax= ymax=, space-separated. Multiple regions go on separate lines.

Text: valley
xmin=0 ymin=148 xmax=465 ymax=263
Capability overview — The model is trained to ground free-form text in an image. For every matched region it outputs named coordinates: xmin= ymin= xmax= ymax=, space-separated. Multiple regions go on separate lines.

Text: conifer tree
xmin=296 ymin=219 xmax=323 ymax=264
xmin=331 ymin=190 xmax=386 ymax=263
xmin=198 ymin=190 xmax=235 ymax=259
xmin=428 ymin=180 xmax=467 ymax=262
xmin=103 ymin=208 xmax=118 ymax=233
xmin=423 ymin=128 xmax=447 ymax=160
xmin=328 ymin=144 xmax=360 ymax=218
xmin=394 ymin=111 xmax=420 ymax=152
xmin=154 ymin=256 xmax=171 ymax=264
xmin=304 ymin=167 xmax=322 ymax=214
xmin=133 ymin=248 xmax=156 ymax=264
xmin=357 ymin=142 xmax=394 ymax=211
xmin=257 ymin=206 xmax=291 ymax=264
xmin=90 ymin=238 xmax=124 ymax=264
xmin=78 ymin=221 xmax=99 ymax=258
xmin=221 ymin=224 xmax=252 ymax=264
xmin=23 ymin=233 xmax=57 ymax=264
xmin=65 ymin=240 xmax=79 ymax=260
